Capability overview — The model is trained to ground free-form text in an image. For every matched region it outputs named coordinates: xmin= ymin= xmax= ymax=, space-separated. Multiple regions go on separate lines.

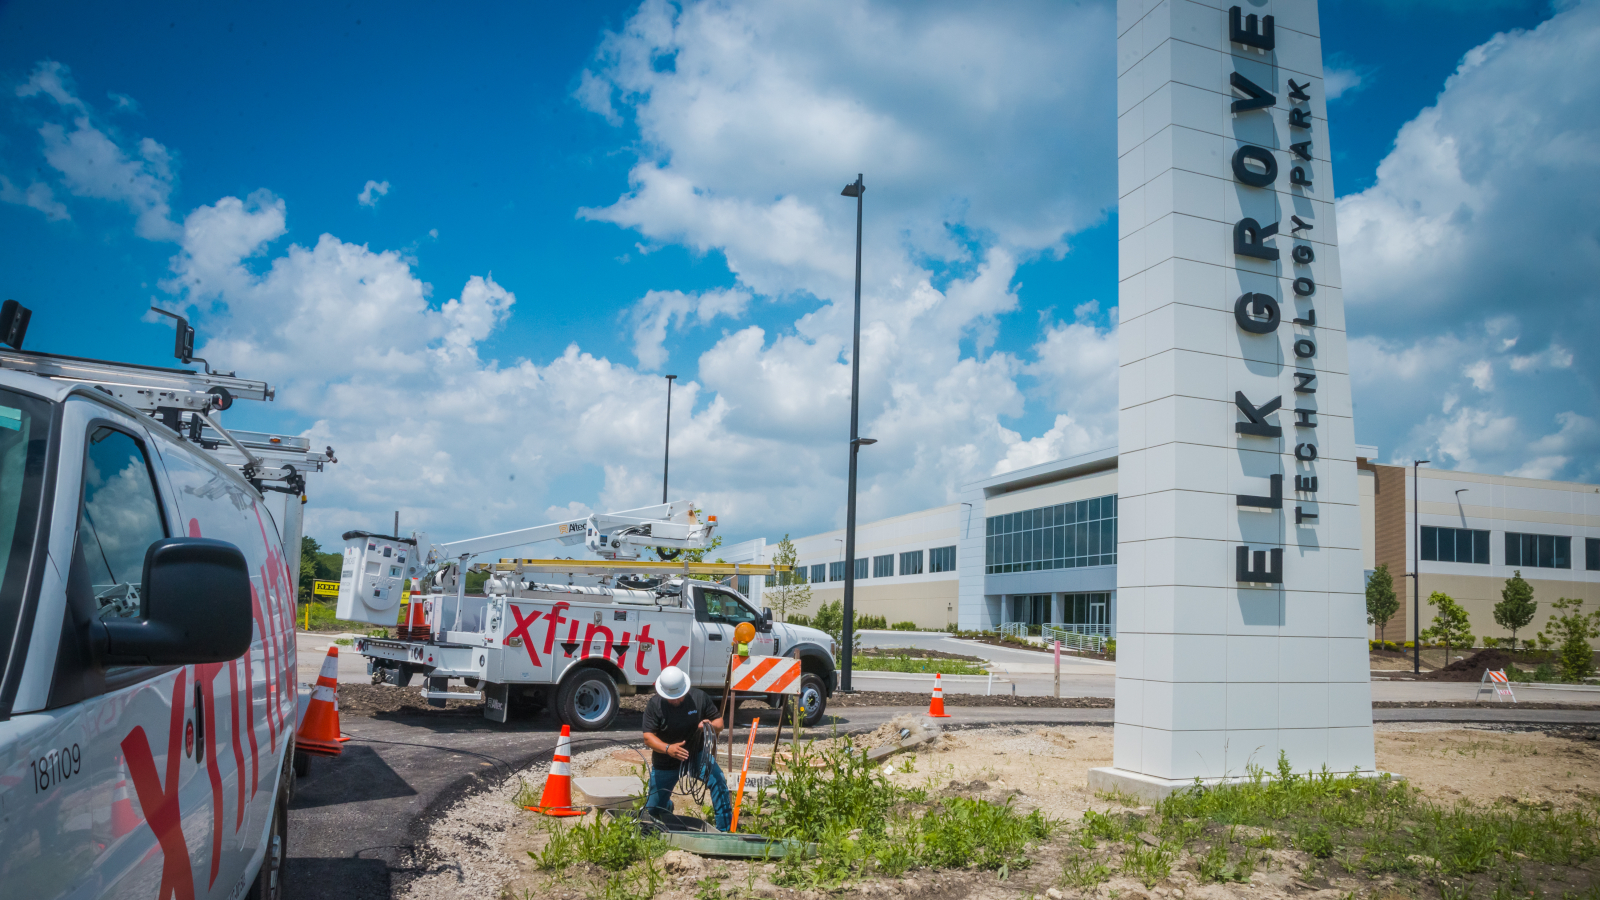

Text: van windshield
xmin=0 ymin=389 xmax=54 ymax=712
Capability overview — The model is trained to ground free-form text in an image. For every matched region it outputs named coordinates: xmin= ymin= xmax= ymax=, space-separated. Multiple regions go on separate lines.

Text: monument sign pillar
xmin=1096 ymin=0 xmax=1374 ymax=797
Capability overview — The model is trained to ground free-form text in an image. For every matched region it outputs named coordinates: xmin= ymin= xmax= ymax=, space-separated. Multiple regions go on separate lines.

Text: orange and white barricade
xmin=730 ymin=656 xmax=803 ymax=695
xmin=1476 ymin=668 xmax=1516 ymax=703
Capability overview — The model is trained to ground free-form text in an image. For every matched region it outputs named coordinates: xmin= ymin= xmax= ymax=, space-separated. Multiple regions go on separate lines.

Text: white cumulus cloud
xmin=1338 ymin=0 xmax=1600 ymax=484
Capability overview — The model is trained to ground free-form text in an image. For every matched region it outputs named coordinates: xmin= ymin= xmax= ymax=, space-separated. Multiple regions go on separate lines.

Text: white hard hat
xmin=656 ymin=666 xmax=691 ymax=700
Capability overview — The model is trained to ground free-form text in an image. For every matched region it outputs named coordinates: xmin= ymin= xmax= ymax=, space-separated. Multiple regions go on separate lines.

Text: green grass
xmin=526 ymin=814 xmax=665 ymax=873
xmin=732 ymin=732 xmax=1054 ymax=889
xmin=300 ymin=600 xmax=393 ymax=635
xmin=848 ymin=654 xmax=985 ymax=675
xmin=1061 ymin=751 xmax=1600 ymax=897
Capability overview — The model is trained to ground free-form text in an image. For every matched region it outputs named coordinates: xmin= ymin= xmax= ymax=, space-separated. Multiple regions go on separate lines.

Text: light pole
xmin=662 ymin=375 xmax=677 ymax=503
xmin=839 ymin=173 xmax=871 ymax=692
xmin=1410 ymin=458 xmax=1429 ymax=674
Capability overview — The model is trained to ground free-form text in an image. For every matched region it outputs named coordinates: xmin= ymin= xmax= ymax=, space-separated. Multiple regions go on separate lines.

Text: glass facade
xmin=899 ymin=550 xmax=923 ymax=575
xmin=872 ymin=554 xmax=894 ymax=578
xmin=985 ymin=494 xmax=1117 ymax=574
xmin=855 ymin=558 xmax=868 ymax=580
xmin=929 ymin=545 xmax=956 ymax=573
xmin=1505 ymin=532 xmax=1571 ymax=569
xmin=1589 ymin=538 xmax=1600 ymax=572
xmin=1420 ymin=526 xmax=1490 ymax=564
xmin=828 ymin=561 xmax=846 ymax=582
xmin=1007 ymin=592 xmax=1112 ymax=627
xmin=810 ymin=564 xmax=826 ymax=584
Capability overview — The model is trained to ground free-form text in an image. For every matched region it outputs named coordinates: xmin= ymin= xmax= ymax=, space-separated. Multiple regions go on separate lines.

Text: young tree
xmin=300 ymin=535 xmax=322 ymax=600
xmin=1420 ymin=591 xmax=1475 ymax=662
xmin=1547 ymin=597 xmax=1600 ymax=682
xmin=1365 ymin=564 xmax=1400 ymax=643
xmin=765 ymin=534 xmax=811 ymax=622
xmin=1494 ymin=570 xmax=1538 ymax=651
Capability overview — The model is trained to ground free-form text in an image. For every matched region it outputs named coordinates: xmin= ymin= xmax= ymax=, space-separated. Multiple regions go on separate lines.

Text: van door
xmin=151 ymin=431 xmax=296 ymax=898
xmin=9 ymin=398 xmax=212 ymax=900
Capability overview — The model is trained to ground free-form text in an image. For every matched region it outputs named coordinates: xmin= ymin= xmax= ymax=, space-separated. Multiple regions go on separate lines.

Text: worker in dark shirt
xmin=642 ymin=665 xmax=733 ymax=830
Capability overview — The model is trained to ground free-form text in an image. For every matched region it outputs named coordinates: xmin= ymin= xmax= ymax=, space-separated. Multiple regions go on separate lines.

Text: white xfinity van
xmin=0 ymin=368 xmax=296 ymax=899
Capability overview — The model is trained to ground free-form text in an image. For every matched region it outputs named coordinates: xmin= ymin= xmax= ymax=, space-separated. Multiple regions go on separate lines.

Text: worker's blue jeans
xmin=646 ymin=748 xmax=733 ymax=831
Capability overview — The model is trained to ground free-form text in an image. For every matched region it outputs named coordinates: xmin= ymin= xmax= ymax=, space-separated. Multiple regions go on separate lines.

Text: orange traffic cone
xmin=296 ymin=646 xmax=343 ymax=757
xmin=524 ymin=725 xmax=587 ymax=817
xmin=926 ymin=672 xmax=952 ymax=718
xmin=398 ymin=600 xmax=429 ymax=640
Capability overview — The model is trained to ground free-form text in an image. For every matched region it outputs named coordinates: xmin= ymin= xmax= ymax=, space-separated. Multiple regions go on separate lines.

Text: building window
xmin=1505 ymin=532 xmax=1571 ymax=569
xmin=873 ymin=554 xmax=894 ymax=578
xmin=810 ymin=564 xmax=826 ymax=584
xmin=984 ymin=494 xmax=1117 ymax=574
xmin=900 ymin=550 xmax=924 ymax=575
xmin=855 ymin=558 xmax=868 ymax=580
xmin=828 ymin=561 xmax=845 ymax=582
xmin=929 ymin=545 xmax=956 ymax=573
xmin=1420 ymin=526 xmax=1490 ymax=564
xmin=1589 ymin=538 xmax=1600 ymax=572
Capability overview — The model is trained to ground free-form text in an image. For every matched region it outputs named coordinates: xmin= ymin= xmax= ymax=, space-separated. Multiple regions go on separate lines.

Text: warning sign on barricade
xmin=1475 ymin=668 xmax=1516 ymax=703
xmin=730 ymin=656 xmax=802 ymax=694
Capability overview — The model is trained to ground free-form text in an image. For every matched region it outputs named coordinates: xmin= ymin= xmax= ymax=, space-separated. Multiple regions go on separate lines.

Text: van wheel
xmin=250 ymin=753 xmax=291 ymax=899
xmin=557 ymin=669 xmax=618 ymax=731
xmin=293 ymin=750 xmax=310 ymax=778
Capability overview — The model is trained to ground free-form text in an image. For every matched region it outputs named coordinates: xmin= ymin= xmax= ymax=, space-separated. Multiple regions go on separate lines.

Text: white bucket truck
xmin=336 ymin=505 xmax=838 ymax=731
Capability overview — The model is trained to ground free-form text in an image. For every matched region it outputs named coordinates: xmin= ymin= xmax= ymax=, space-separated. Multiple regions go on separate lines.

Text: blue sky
xmin=2 ymin=0 xmax=1595 ymax=551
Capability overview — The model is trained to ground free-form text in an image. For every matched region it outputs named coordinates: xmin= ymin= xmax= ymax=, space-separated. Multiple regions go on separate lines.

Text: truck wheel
xmin=799 ymin=673 xmax=827 ymax=728
xmin=249 ymin=751 xmax=291 ymax=899
xmin=557 ymin=669 xmax=618 ymax=731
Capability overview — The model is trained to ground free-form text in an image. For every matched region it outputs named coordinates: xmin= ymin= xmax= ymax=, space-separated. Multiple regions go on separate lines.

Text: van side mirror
xmin=101 ymin=538 xmax=254 ymax=666
xmin=760 ymin=607 xmax=774 ymax=633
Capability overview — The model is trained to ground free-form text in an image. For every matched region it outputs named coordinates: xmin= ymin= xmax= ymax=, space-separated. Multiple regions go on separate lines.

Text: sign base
xmin=1087 ymin=766 xmax=1401 ymax=805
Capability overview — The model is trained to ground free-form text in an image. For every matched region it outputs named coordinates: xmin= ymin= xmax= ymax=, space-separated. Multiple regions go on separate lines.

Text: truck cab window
xmin=78 ymin=427 xmax=166 ymax=620
xmin=696 ymin=587 xmax=758 ymax=625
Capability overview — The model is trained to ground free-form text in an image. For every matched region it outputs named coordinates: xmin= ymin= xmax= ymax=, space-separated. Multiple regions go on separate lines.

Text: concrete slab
xmin=1087 ymin=766 xmax=1397 ymax=804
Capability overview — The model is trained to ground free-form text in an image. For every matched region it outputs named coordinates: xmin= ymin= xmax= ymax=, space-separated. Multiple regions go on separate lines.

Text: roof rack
xmin=0 ymin=300 xmax=335 ymax=558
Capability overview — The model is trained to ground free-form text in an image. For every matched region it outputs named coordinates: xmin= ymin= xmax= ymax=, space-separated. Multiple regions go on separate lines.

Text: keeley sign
xmin=1099 ymin=0 xmax=1374 ymax=797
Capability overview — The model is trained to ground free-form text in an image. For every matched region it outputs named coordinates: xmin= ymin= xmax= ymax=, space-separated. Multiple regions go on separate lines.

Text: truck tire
xmin=557 ymin=669 xmax=619 ymax=731
xmin=799 ymin=673 xmax=827 ymax=728
xmin=249 ymin=749 xmax=292 ymax=900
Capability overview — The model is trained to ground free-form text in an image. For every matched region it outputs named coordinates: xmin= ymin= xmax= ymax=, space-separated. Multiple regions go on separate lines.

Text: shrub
xmin=890 ymin=621 xmax=919 ymax=631
xmin=1547 ymin=597 xmax=1599 ymax=682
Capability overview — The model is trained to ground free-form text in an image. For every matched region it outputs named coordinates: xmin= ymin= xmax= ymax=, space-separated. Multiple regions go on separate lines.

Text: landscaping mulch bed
xmin=855 ymin=647 xmax=985 ymax=662
xmin=1412 ymin=647 xmax=1521 ymax=682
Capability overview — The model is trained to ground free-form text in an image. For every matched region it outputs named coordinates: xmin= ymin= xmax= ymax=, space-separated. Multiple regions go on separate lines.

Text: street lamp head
xmin=1414 ymin=459 xmax=1430 ymax=465
xmin=840 ymin=183 xmax=862 ymax=197
xmin=665 ymin=374 xmax=677 ymax=382
xmin=852 ymin=437 xmax=877 ymax=446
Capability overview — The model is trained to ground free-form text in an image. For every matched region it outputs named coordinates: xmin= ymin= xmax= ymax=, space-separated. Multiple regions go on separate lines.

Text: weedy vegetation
xmin=513 ymin=741 xmax=1599 ymax=899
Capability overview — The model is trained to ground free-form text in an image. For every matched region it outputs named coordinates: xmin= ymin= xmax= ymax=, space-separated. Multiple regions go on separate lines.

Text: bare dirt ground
xmin=391 ymin=721 xmax=1600 ymax=900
